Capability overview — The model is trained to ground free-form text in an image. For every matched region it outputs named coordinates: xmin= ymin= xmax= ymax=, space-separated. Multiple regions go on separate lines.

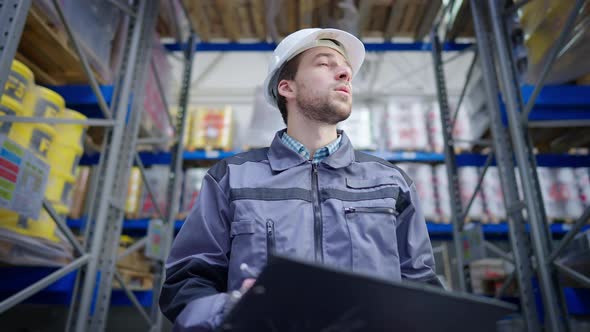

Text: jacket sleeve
xmin=159 ymin=171 xmax=231 ymax=331
xmin=396 ymin=182 xmax=442 ymax=287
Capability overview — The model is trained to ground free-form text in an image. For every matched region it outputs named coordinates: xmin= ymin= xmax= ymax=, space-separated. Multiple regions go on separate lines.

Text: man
xmin=160 ymin=28 xmax=439 ymax=331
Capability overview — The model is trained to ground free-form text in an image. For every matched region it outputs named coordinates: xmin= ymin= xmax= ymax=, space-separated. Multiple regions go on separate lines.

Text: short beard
xmin=296 ymin=90 xmax=351 ymax=125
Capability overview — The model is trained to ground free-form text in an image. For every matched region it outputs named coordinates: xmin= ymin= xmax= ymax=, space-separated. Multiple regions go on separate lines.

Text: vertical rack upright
xmin=0 ymin=1 xmax=196 ymax=331
xmin=432 ymin=1 xmax=590 ymax=331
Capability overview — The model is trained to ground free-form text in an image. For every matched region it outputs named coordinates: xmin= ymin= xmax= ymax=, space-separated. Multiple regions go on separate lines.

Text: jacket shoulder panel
xmin=208 ymin=148 xmax=269 ymax=182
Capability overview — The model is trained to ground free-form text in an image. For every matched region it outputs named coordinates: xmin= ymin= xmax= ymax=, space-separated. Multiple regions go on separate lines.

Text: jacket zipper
xmin=311 ymin=163 xmax=324 ymax=263
xmin=344 ymin=207 xmax=399 ymax=216
xmin=266 ymin=219 xmax=275 ymax=259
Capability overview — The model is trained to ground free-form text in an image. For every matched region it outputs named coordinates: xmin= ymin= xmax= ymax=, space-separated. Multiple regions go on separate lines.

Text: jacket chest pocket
xmin=344 ymin=205 xmax=401 ymax=280
xmin=228 ymin=220 xmax=269 ymax=290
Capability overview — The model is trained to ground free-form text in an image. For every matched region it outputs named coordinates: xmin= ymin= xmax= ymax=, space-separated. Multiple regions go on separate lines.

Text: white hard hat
xmin=263 ymin=28 xmax=365 ymax=108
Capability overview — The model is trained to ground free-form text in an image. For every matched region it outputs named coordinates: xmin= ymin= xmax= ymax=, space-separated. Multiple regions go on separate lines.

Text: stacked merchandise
xmin=113 ymin=235 xmax=153 ymax=291
xmin=125 ymin=167 xmax=143 ymax=219
xmin=427 ymin=98 xmax=480 ymax=152
xmin=185 ymin=106 xmax=234 ymax=151
xmin=576 ymin=168 xmax=590 ymax=208
xmin=124 ymin=166 xmax=175 ymax=220
xmin=0 ymin=60 xmax=88 ymax=266
xmin=180 ymin=168 xmax=208 ymax=218
xmin=141 ymin=34 xmax=174 ymax=145
xmin=537 ymin=167 xmax=585 ymax=222
xmin=396 ymin=163 xmax=438 ymax=221
xmin=384 ymin=99 xmax=429 ymax=151
xmin=458 ymin=167 xmax=487 ymax=222
xmin=338 ymin=105 xmax=377 ymax=150
xmin=434 ymin=164 xmax=451 ymax=223
xmin=69 ymin=167 xmax=92 ymax=220
xmin=433 ymin=165 xmax=486 ymax=223
xmin=481 ymin=167 xmax=506 ymax=223
xmin=469 ymin=259 xmax=517 ymax=297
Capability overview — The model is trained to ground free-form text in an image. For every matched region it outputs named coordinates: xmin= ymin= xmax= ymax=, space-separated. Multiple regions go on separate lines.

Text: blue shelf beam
xmin=46 ymin=85 xmax=115 ymax=120
xmin=163 ymin=42 xmax=473 ymax=53
xmin=0 ymin=267 xmax=153 ymax=307
xmin=80 ymin=151 xmax=590 ymax=167
xmin=500 ymin=85 xmax=590 ymax=124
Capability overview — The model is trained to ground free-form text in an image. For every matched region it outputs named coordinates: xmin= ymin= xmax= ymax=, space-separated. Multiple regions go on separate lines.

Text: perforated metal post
xmin=65 ymin=1 xmax=159 ymax=331
xmin=149 ymin=33 xmax=197 ymax=332
xmin=487 ymin=0 xmax=569 ymax=330
xmin=0 ymin=0 xmax=31 ymax=96
xmin=430 ymin=30 xmax=467 ymax=292
xmin=470 ymin=1 xmax=540 ymax=330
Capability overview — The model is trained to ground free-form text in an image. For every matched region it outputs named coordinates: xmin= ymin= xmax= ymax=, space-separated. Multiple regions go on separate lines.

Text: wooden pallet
xmin=182 ymin=0 xmax=442 ymax=42
xmin=16 ymin=4 xmax=108 ymax=85
xmin=114 ymin=268 xmax=154 ymax=290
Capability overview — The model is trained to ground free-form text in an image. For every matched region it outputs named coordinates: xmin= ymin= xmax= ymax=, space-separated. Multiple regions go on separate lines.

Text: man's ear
xmin=277 ymin=79 xmax=296 ymax=99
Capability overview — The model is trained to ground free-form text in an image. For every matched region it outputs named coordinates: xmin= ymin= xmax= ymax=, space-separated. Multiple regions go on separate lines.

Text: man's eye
xmin=319 ymin=63 xmax=329 ymax=66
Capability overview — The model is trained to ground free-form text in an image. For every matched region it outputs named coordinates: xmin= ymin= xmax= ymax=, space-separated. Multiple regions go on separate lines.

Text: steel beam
xmin=0 ymin=116 xmax=115 ymax=126
xmin=43 ymin=199 xmax=85 ymax=256
xmin=0 ymin=0 xmax=31 ymax=95
xmin=0 ymin=254 xmax=90 ymax=315
xmin=488 ymin=0 xmax=569 ymax=330
xmin=149 ymin=33 xmax=197 ymax=331
xmin=460 ymin=152 xmax=493 ymax=227
xmin=549 ymin=206 xmax=590 ymax=263
xmin=114 ymin=271 xmax=152 ymax=324
xmin=471 ymin=1 xmax=541 ymax=330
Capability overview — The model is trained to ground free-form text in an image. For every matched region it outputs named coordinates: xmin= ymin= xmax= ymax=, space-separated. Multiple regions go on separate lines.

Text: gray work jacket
xmin=160 ymin=129 xmax=439 ymax=331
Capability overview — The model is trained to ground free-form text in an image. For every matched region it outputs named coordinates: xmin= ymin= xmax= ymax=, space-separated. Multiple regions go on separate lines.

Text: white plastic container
xmin=396 ymin=163 xmax=438 ymax=221
xmin=482 ymin=167 xmax=506 ymax=222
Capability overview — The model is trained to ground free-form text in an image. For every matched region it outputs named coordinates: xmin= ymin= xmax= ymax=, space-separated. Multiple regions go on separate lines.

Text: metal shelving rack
xmin=0 ymin=1 xmax=195 ymax=331
xmin=431 ymin=1 xmax=590 ymax=331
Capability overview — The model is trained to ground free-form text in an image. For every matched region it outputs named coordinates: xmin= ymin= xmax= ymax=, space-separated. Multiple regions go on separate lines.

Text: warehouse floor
xmin=0 ymin=305 xmax=173 ymax=332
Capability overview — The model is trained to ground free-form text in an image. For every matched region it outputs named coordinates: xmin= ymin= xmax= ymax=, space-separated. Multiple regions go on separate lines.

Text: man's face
xmin=290 ymin=46 xmax=353 ymax=125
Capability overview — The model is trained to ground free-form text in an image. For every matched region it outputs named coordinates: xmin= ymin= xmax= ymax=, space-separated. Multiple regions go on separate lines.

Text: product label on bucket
xmin=0 ymin=105 xmax=16 ymax=134
xmin=5 ymin=72 xmax=27 ymax=103
xmin=0 ymin=135 xmax=49 ymax=219
xmin=30 ymin=129 xmax=52 ymax=157
xmin=34 ymin=100 xmax=59 ymax=118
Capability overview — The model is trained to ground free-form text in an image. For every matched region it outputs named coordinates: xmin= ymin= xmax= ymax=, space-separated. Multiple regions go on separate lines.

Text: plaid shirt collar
xmin=281 ymin=131 xmax=342 ymax=164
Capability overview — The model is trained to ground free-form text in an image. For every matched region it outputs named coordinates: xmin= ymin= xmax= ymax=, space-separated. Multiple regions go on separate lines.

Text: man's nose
xmin=336 ymin=65 xmax=352 ymax=82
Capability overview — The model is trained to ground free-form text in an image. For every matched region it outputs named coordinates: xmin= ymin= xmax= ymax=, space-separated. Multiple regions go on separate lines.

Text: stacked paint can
xmin=0 ymin=60 xmax=86 ymax=244
xmin=45 ymin=109 xmax=88 ymax=210
xmin=0 ymin=61 xmax=60 ymax=160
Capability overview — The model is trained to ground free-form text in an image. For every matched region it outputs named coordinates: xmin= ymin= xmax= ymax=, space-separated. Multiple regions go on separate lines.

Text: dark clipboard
xmin=218 ymin=254 xmax=517 ymax=332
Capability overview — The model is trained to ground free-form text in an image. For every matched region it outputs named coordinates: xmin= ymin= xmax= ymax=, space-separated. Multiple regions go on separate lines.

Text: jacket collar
xmin=268 ymin=129 xmax=355 ymax=171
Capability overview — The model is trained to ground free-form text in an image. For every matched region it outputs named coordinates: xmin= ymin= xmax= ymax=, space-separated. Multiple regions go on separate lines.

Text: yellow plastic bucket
xmin=34 ymin=86 xmax=64 ymax=118
xmin=0 ymin=96 xmax=22 ymax=135
xmin=3 ymin=60 xmax=35 ymax=107
xmin=0 ymin=204 xmax=68 ymax=243
xmin=53 ymin=109 xmax=88 ymax=148
xmin=45 ymin=169 xmax=76 ymax=207
xmin=47 ymin=141 xmax=83 ymax=176
xmin=8 ymin=119 xmax=56 ymax=159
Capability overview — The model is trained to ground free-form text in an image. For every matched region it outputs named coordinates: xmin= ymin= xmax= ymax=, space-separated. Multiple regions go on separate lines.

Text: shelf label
xmin=461 ymin=223 xmax=485 ymax=264
xmin=0 ymin=135 xmax=49 ymax=219
xmin=400 ymin=151 xmax=417 ymax=160
xmin=146 ymin=218 xmax=169 ymax=261
xmin=205 ymin=150 xmax=220 ymax=159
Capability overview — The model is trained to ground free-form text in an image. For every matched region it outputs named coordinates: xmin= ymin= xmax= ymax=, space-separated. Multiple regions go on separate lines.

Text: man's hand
xmin=240 ymin=278 xmax=256 ymax=293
